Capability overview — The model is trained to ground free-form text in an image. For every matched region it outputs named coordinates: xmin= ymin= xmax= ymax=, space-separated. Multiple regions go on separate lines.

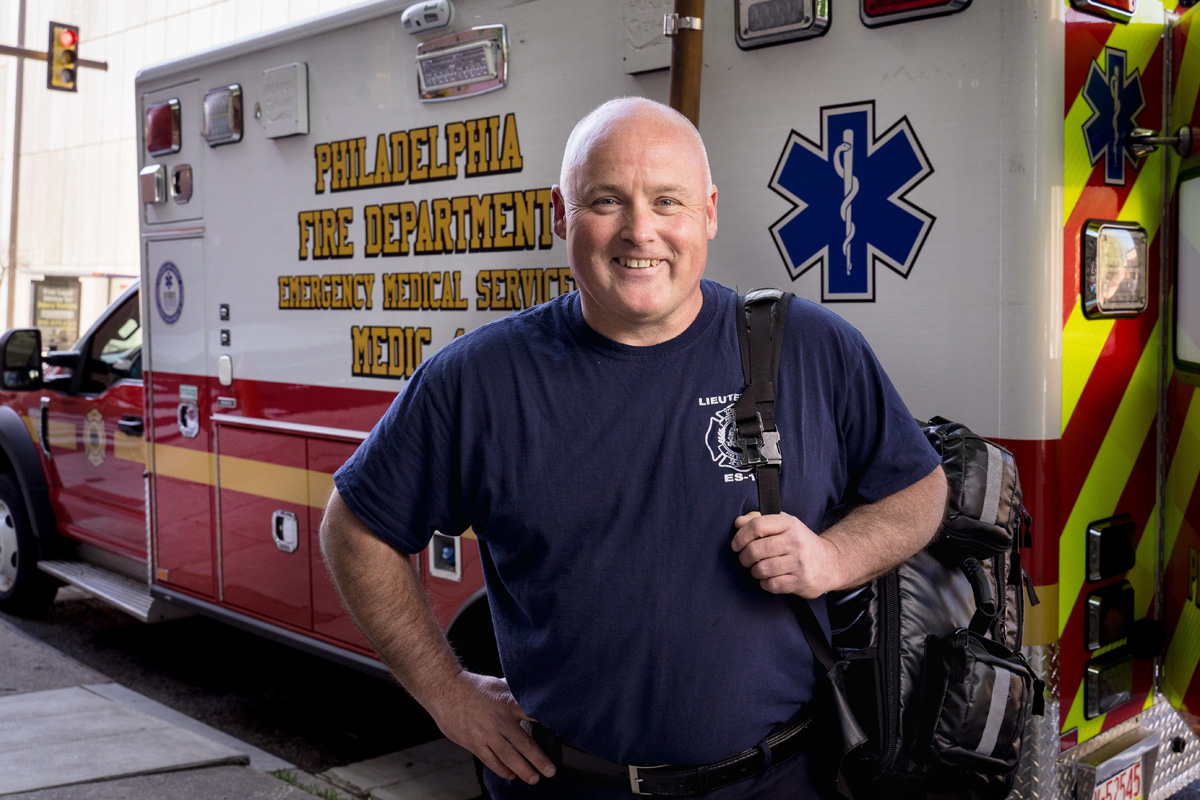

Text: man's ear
xmin=552 ymin=185 xmax=568 ymax=240
xmin=707 ymin=185 xmax=718 ymax=241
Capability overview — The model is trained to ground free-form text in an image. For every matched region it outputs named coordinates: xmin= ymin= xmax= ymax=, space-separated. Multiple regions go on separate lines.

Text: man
xmin=321 ymin=97 xmax=946 ymax=798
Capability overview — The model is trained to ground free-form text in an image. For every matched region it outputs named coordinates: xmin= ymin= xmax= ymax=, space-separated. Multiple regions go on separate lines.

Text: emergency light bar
xmin=735 ymin=0 xmax=829 ymax=49
xmin=416 ymin=25 xmax=507 ymax=102
xmin=860 ymin=0 xmax=971 ymax=28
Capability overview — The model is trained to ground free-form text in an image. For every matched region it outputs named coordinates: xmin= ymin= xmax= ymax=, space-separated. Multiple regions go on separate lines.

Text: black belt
xmin=528 ymin=711 xmax=820 ymax=797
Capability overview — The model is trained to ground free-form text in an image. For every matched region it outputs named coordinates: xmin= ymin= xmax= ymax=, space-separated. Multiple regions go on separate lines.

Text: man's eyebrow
xmin=580 ymin=182 xmax=690 ymax=196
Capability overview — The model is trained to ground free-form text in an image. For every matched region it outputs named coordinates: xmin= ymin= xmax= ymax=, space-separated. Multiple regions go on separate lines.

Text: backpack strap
xmin=734 ymin=289 xmax=791 ymax=516
xmin=736 ymin=289 xmax=865 ymax=799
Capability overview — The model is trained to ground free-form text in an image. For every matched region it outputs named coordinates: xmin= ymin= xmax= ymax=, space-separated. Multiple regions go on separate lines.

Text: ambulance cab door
xmin=145 ymin=236 xmax=215 ymax=598
xmin=1161 ymin=3 xmax=1200 ymax=715
xmin=39 ymin=285 xmax=146 ymax=562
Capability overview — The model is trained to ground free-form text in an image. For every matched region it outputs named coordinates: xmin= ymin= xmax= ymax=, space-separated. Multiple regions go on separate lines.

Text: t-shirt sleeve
xmin=839 ymin=329 xmax=941 ymax=504
xmin=333 ymin=358 xmax=467 ymax=554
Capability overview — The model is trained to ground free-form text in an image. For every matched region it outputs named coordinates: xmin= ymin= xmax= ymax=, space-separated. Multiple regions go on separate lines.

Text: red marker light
xmin=58 ymin=28 xmax=77 ymax=48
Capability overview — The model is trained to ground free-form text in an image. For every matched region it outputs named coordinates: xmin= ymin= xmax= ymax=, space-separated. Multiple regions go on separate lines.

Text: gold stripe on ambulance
xmin=152 ymin=444 xmax=481 ymax=540
xmin=22 ymin=412 xmax=77 ymax=451
xmin=114 ymin=431 xmax=145 ymax=463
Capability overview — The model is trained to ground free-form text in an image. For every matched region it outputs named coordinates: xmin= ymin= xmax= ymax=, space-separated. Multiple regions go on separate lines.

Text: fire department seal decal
xmin=155 ymin=262 xmax=184 ymax=325
xmin=84 ymin=409 xmax=105 ymax=467
xmin=705 ymin=403 xmax=749 ymax=472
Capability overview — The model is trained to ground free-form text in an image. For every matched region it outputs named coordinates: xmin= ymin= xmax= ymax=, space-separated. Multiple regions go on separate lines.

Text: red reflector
xmin=1068 ymin=0 xmax=1137 ymax=21
xmin=861 ymin=0 xmax=971 ymax=27
xmin=145 ymin=100 xmax=181 ymax=156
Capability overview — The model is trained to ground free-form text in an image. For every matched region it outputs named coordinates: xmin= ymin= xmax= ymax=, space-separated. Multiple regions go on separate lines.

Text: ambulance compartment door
xmin=146 ymin=236 xmax=215 ymax=598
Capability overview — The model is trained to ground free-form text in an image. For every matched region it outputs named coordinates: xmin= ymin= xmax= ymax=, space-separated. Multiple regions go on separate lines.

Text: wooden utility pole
xmin=666 ymin=0 xmax=704 ymax=127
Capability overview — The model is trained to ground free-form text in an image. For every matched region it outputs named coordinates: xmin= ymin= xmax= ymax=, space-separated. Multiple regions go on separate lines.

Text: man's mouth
xmin=616 ymin=257 xmax=661 ymax=269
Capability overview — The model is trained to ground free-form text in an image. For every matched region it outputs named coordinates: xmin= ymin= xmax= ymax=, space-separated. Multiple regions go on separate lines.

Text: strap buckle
xmin=736 ymin=412 xmax=782 ymax=469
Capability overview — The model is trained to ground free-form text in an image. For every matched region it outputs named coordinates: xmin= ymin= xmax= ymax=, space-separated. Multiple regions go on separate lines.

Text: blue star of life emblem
xmin=769 ymin=101 xmax=934 ymax=302
xmin=1082 ymin=47 xmax=1145 ymax=186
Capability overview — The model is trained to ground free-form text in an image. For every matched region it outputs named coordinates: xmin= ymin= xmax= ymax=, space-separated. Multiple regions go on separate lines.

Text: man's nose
xmin=621 ymin=202 xmax=656 ymax=245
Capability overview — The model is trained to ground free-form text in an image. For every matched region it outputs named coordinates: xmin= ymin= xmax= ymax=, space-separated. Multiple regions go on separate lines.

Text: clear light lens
xmin=418 ymin=42 xmax=496 ymax=91
xmin=1094 ymin=226 xmax=1148 ymax=315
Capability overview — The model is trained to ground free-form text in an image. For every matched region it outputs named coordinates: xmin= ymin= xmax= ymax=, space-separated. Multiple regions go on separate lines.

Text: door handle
xmin=118 ymin=415 xmax=144 ymax=437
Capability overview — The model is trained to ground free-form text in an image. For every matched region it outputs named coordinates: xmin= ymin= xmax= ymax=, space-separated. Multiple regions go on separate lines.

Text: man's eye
xmin=657 ymin=198 xmax=679 ymax=206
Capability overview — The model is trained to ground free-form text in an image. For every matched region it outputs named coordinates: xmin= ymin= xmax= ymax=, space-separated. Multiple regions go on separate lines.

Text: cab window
xmin=81 ymin=293 xmax=142 ymax=393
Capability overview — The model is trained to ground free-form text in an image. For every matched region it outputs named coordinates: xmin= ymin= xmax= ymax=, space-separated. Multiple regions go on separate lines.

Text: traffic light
xmin=47 ymin=22 xmax=79 ymax=92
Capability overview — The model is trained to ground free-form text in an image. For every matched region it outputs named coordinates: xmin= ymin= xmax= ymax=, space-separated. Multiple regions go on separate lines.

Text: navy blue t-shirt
xmin=335 ymin=279 xmax=939 ymax=772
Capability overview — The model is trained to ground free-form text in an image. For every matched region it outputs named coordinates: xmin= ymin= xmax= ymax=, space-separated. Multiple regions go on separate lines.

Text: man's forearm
xmin=319 ymin=491 xmax=462 ymax=706
xmin=821 ymin=465 xmax=947 ymax=590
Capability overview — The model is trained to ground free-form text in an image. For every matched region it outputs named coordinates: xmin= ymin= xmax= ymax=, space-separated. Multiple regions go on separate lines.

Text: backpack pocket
xmin=915 ymin=628 xmax=1039 ymax=775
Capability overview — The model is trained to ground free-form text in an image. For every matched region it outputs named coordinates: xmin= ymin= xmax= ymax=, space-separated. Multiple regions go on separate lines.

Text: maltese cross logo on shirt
xmin=769 ymin=101 xmax=934 ymax=302
xmin=1082 ymin=47 xmax=1146 ymax=186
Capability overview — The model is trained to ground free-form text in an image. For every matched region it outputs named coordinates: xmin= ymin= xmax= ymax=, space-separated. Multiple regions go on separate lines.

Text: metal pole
xmin=667 ymin=0 xmax=704 ymax=128
xmin=6 ymin=0 xmax=25 ymax=329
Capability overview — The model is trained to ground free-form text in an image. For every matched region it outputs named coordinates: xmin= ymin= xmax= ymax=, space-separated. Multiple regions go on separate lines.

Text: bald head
xmin=558 ymin=97 xmax=712 ymax=202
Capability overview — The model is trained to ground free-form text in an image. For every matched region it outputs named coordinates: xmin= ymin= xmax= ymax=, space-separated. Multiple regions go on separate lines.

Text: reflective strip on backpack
xmin=976 ymin=665 xmax=1014 ymax=756
xmin=980 ymin=442 xmax=1004 ymax=527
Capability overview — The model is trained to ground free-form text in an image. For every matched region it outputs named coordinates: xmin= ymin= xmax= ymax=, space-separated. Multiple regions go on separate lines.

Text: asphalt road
xmin=0 ymin=587 xmax=442 ymax=775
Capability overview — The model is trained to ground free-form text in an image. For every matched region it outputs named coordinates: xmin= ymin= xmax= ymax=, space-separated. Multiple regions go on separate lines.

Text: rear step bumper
xmin=37 ymin=560 xmax=190 ymax=623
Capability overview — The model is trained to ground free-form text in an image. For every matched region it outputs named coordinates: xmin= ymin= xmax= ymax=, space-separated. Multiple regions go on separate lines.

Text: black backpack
xmin=734 ymin=289 xmax=1044 ymax=800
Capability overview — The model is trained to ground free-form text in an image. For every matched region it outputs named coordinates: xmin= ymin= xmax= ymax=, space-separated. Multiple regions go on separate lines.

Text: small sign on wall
xmin=31 ymin=277 xmax=81 ymax=352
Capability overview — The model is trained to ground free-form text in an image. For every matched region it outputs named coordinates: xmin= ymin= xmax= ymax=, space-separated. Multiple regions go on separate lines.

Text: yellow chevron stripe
xmin=1164 ymin=387 xmax=1200 ymax=705
xmin=1064 ymin=18 xmax=1165 ymax=221
xmin=1060 ymin=323 xmax=1160 ymax=635
xmin=1063 ymin=308 xmax=1115 ymax=434
xmin=1063 ymin=678 xmax=1107 ymax=740
xmin=1024 ymin=583 xmax=1059 ymax=646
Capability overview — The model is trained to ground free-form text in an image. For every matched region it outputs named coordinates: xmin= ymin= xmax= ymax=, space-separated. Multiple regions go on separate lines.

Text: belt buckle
xmin=628 ymin=763 xmax=665 ymax=796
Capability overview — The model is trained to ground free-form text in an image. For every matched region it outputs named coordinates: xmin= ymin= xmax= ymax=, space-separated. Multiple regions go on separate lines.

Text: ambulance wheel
xmin=0 ymin=473 xmax=58 ymax=615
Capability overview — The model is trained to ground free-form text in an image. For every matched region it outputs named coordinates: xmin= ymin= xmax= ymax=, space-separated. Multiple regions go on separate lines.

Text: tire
xmin=0 ymin=473 xmax=59 ymax=615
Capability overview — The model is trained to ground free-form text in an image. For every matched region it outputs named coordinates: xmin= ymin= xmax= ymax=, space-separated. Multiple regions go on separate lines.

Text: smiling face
xmin=552 ymin=100 xmax=718 ymax=346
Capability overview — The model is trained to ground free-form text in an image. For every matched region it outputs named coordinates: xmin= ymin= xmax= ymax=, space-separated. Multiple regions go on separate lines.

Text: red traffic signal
xmin=47 ymin=22 xmax=79 ymax=92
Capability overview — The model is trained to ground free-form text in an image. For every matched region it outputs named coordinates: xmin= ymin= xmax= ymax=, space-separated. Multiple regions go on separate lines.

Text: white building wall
xmin=0 ymin=0 xmax=364 ymax=339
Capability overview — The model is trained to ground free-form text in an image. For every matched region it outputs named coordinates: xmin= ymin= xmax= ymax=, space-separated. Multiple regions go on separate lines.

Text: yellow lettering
xmin=337 ymin=207 xmax=354 ymax=258
xmin=500 ymin=113 xmax=522 ymax=171
xmin=410 ymin=127 xmax=429 ymax=182
xmin=445 ymin=121 xmax=466 ymax=179
xmin=390 ymin=131 xmax=409 ymax=183
xmin=314 ymin=144 xmax=331 ymax=193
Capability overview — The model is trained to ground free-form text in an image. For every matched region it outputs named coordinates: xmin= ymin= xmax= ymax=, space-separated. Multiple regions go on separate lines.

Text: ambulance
xmin=0 ymin=0 xmax=1197 ymax=796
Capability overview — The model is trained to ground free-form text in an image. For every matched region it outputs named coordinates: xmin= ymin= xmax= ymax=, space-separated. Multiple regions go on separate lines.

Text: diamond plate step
xmin=38 ymin=560 xmax=189 ymax=623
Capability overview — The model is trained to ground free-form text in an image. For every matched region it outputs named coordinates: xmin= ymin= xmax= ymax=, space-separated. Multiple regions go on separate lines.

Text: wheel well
xmin=0 ymin=405 xmax=61 ymax=557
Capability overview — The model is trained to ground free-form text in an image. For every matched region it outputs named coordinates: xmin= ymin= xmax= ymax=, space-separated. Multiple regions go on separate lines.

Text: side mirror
xmin=0 ymin=328 xmax=43 ymax=391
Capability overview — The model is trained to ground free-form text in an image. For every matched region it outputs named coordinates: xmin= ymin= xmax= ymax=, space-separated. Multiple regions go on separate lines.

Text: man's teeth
xmin=618 ymin=258 xmax=657 ymax=269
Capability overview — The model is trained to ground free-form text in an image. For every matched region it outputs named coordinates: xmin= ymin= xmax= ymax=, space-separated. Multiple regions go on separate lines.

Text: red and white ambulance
xmin=0 ymin=0 xmax=1198 ymax=795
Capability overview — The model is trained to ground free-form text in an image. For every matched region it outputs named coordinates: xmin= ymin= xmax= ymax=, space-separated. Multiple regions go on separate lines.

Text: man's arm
xmin=731 ymin=465 xmax=947 ymax=598
xmin=319 ymin=489 xmax=555 ymax=784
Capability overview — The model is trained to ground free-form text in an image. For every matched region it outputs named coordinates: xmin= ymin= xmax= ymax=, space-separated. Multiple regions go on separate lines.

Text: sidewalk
xmin=0 ymin=612 xmax=479 ymax=799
